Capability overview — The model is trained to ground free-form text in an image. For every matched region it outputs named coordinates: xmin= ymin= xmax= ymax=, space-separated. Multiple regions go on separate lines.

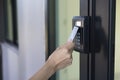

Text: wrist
xmin=46 ymin=58 xmax=56 ymax=74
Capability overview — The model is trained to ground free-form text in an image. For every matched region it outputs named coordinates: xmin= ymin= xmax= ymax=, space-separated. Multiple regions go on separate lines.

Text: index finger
xmin=64 ymin=41 xmax=75 ymax=50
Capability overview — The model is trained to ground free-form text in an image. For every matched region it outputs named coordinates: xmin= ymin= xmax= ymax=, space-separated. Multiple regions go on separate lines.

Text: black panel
xmin=94 ymin=0 xmax=109 ymax=79
xmin=94 ymin=0 xmax=116 ymax=80
xmin=88 ymin=0 xmax=116 ymax=80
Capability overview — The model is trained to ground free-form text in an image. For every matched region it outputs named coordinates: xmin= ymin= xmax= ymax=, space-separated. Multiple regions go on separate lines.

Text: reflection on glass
xmin=114 ymin=0 xmax=120 ymax=80
xmin=6 ymin=0 xmax=13 ymax=41
xmin=55 ymin=0 xmax=80 ymax=80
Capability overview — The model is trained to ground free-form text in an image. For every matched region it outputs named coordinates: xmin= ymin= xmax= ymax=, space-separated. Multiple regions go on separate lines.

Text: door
xmin=80 ymin=0 xmax=116 ymax=80
xmin=47 ymin=0 xmax=116 ymax=80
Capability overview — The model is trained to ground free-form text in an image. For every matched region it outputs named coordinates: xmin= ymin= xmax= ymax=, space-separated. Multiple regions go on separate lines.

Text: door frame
xmin=46 ymin=0 xmax=56 ymax=80
xmin=80 ymin=0 xmax=116 ymax=80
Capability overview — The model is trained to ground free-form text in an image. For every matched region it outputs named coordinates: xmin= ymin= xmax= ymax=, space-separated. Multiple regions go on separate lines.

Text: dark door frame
xmin=0 ymin=0 xmax=4 ymax=79
xmin=46 ymin=0 xmax=56 ymax=80
xmin=3 ymin=0 xmax=18 ymax=46
xmin=80 ymin=0 xmax=116 ymax=80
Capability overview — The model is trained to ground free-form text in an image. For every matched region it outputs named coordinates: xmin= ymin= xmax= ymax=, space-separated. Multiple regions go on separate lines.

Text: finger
xmin=70 ymin=54 xmax=73 ymax=59
xmin=64 ymin=41 xmax=75 ymax=50
xmin=56 ymin=59 xmax=73 ymax=70
xmin=65 ymin=59 xmax=73 ymax=66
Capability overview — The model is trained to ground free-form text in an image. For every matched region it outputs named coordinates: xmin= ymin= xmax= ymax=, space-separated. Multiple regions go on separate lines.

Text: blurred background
xmin=0 ymin=0 xmax=119 ymax=80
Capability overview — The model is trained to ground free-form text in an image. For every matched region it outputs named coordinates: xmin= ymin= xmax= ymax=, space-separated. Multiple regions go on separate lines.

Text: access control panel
xmin=72 ymin=16 xmax=89 ymax=53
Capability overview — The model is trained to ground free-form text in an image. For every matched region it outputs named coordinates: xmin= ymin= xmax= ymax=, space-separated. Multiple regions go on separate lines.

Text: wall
xmin=114 ymin=0 xmax=120 ymax=80
xmin=1 ymin=0 xmax=46 ymax=80
xmin=1 ymin=43 xmax=19 ymax=80
xmin=56 ymin=0 xmax=80 ymax=80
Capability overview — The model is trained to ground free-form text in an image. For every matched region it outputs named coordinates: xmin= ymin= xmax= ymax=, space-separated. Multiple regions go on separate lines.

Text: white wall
xmin=1 ymin=0 xmax=46 ymax=80
xmin=1 ymin=43 xmax=19 ymax=80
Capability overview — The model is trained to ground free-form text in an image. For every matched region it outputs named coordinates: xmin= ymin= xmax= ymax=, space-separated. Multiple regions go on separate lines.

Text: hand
xmin=48 ymin=41 xmax=75 ymax=71
xmin=29 ymin=41 xmax=74 ymax=80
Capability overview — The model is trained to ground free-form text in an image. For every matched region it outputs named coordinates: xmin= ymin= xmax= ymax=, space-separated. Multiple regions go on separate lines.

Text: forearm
xmin=29 ymin=41 xmax=74 ymax=80
xmin=29 ymin=59 xmax=55 ymax=80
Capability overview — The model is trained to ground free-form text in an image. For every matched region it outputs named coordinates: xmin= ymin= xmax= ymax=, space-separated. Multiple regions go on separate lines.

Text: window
xmin=4 ymin=0 xmax=18 ymax=45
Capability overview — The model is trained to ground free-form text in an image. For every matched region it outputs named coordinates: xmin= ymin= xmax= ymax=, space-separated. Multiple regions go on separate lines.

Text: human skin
xmin=29 ymin=41 xmax=75 ymax=80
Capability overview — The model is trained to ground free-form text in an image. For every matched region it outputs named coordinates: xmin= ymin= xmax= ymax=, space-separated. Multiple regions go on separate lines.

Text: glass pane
xmin=6 ymin=0 xmax=14 ymax=41
xmin=55 ymin=0 xmax=80 ymax=80
xmin=114 ymin=0 xmax=120 ymax=80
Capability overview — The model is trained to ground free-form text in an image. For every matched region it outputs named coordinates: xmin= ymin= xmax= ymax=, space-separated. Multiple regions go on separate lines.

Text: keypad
xmin=74 ymin=32 xmax=81 ymax=49
xmin=72 ymin=16 xmax=89 ymax=53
